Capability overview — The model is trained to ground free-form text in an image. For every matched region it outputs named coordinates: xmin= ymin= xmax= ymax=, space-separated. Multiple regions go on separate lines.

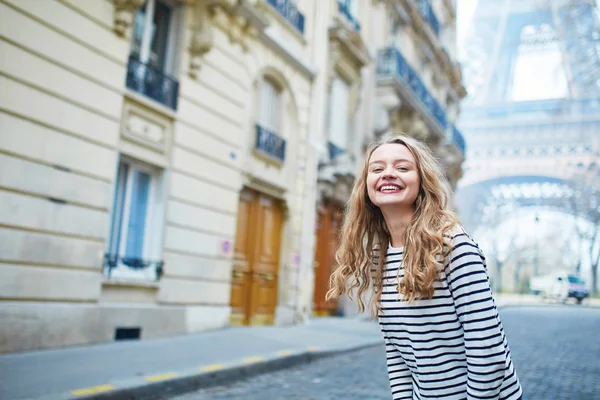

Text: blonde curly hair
xmin=326 ymin=134 xmax=459 ymax=317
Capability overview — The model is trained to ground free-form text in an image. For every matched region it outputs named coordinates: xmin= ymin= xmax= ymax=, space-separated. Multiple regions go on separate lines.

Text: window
xmin=127 ymin=0 xmax=181 ymax=109
xmin=259 ymin=78 xmax=282 ymax=133
xmin=131 ymin=0 xmax=179 ymax=73
xmin=106 ymin=158 xmax=164 ymax=281
xmin=328 ymin=76 xmax=351 ymax=150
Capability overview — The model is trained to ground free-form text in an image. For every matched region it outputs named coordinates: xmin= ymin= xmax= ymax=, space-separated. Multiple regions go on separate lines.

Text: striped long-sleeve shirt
xmin=378 ymin=232 xmax=523 ymax=400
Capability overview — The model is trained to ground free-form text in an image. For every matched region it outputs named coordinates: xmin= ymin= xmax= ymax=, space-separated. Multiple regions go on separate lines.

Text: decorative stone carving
xmin=187 ymin=0 xmax=268 ymax=77
xmin=113 ymin=0 xmax=145 ymax=37
xmin=327 ymin=24 xmax=370 ymax=89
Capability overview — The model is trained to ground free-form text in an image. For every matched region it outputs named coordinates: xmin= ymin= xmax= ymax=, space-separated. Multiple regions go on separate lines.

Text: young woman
xmin=327 ymin=135 xmax=523 ymax=400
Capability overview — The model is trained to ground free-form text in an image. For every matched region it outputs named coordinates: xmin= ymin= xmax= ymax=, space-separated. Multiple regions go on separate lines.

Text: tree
xmin=564 ymin=167 xmax=600 ymax=294
xmin=475 ymin=196 xmax=522 ymax=293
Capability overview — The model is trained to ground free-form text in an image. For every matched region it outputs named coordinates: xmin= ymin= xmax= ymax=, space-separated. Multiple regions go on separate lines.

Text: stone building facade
xmin=0 ymin=0 xmax=465 ymax=352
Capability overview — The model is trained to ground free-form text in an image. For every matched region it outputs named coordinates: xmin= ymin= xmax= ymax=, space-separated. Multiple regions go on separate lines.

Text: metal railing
xmin=103 ymin=253 xmax=164 ymax=280
xmin=338 ymin=1 xmax=360 ymax=31
xmin=376 ymin=47 xmax=447 ymax=132
xmin=267 ymin=0 xmax=305 ymax=35
xmin=328 ymin=141 xmax=345 ymax=160
xmin=256 ymin=124 xmax=286 ymax=162
xmin=126 ymin=55 xmax=179 ymax=110
xmin=451 ymin=125 xmax=466 ymax=155
xmin=415 ymin=0 xmax=440 ymax=36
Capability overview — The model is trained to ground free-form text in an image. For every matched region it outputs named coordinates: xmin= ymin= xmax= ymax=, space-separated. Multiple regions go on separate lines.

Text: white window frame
xmin=107 ymin=157 xmax=165 ymax=281
xmin=131 ymin=0 xmax=182 ymax=75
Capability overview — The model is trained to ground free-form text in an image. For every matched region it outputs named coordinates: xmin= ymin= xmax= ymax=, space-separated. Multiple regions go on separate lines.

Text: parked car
xmin=531 ymin=272 xmax=589 ymax=304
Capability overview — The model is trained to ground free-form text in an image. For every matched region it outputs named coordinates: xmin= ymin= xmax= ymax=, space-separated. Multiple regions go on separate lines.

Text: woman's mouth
xmin=378 ymin=184 xmax=402 ymax=193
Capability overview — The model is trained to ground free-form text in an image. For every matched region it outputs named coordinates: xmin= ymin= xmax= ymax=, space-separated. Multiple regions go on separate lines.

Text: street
xmin=173 ymin=306 xmax=600 ymax=400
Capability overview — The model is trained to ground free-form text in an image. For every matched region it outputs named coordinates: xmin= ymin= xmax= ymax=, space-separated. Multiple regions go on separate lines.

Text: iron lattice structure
xmin=456 ymin=0 xmax=600 ymax=232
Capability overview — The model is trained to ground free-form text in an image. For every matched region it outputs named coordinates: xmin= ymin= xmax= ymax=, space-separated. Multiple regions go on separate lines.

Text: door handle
xmin=232 ymin=270 xmax=244 ymax=278
xmin=261 ymin=273 xmax=274 ymax=281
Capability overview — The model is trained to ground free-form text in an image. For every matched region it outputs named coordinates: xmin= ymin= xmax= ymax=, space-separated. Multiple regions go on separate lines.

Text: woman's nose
xmin=382 ymin=168 xmax=396 ymax=178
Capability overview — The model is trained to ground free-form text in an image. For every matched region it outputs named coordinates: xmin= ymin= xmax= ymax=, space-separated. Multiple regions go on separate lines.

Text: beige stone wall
xmin=0 ymin=0 xmax=315 ymax=352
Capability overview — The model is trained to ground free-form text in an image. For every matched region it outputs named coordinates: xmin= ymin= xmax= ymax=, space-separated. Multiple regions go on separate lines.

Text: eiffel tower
xmin=456 ymin=0 xmax=600 ymax=290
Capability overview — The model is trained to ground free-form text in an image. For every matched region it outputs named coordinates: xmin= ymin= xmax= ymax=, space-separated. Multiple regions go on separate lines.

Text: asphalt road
xmin=172 ymin=306 xmax=600 ymax=400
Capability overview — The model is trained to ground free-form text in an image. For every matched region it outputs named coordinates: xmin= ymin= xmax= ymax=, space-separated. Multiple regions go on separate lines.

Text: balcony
xmin=267 ymin=0 xmax=305 ymax=35
xmin=104 ymin=253 xmax=164 ymax=280
xmin=328 ymin=141 xmax=345 ymax=160
xmin=338 ymin=1 xmax=360 ymax=31
xmin=376 ymin=47 xmax=447 ymax=132
xmin=451 ymin=125 xmax=466 ymax=155
xmin=126 ymin=55 xmax=179 ymax=110
xmin=415 ymin=0 xmax=440 ymax=36
xmin=255 ymin=124 xmax=286 ymax=162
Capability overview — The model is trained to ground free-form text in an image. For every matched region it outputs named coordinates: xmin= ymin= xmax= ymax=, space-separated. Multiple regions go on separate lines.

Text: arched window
xmin=259 ymin=77 xmax=282 ymax=134
xmin=328 ymin=76 xmax=351 ymax=151
xmin=255 ymin=76 xmax=286 ymax=161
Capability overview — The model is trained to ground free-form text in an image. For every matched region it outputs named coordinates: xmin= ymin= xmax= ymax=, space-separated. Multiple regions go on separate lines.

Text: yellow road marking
xmin=144 ymin=372 xmax=177 ymax=382
xmin=242 ymin=356 xmax=264 ymax=364
xmin=71 ymin=384 xmax=115 ymax=396
xmin=200 ymin=363 xmax=226 ymax=372
xmin=277 ymin=350 xmax=294 ymax=356
xmin=307 ymin=346 xmax=320 ymax=352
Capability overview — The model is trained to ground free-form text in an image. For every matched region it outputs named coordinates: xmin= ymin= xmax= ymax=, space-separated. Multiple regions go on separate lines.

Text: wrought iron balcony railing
xmin=376 ymin=47 xmax=447 ymax=132
xmin=416 ymin=0 xmax=440 ymax=37
xmin=103 ymin=253 xmax=164 ymax=280
xmin=267 ymin=0 xmax=305 ymax=35
xmin=328 ymin=141 xmax=345 ymax=160
xmin=256 ymin=124 xmax=286 ymax=162
xmin=126 ymin=55 xmax=179 ymax=110
xmin=451 ymin=125 xmax=466 ymax=155
xmin=338 ymin=1 xmax=360 ymax=31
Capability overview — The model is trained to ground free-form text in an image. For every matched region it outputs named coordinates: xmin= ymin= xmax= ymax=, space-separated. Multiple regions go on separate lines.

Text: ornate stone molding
xmin=389 ymin=106 xmax=432 ymax=143
xmin=328 ymin=22 xmax=370 ymax=87
xmin=113 ymin=0 xmax=145 ymax=37
xmin=186 ymin=0 xmax=269 ymax=77
xmin=317 ymin=152 xmax=356 ymax=205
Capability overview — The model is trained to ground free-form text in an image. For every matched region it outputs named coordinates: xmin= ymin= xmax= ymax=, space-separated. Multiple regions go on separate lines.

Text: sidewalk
xmin=1 ymin=295 xmax=597 ymax=400
xmin=0 ymin=316 xmax=383 ymax=400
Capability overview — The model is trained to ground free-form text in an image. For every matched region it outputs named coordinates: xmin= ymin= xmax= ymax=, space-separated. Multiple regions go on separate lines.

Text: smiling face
xmin=366 ymin=143 xmax=421 ymax=212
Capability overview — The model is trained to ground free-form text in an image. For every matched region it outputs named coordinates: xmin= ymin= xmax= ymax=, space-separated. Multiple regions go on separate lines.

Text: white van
xmin=531 ymin=272 xmax=589 ymax=304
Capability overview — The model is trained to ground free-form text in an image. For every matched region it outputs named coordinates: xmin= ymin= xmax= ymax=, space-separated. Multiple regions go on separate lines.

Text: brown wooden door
xmin=230 ymin=188 xmax=283 ymax=326
xmin=313 ymin=203 xmax=342 ymax=316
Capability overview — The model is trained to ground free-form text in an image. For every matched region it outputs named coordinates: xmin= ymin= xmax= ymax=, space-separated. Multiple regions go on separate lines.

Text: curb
xmin=64 ymin=341 xmax=382 ymax=400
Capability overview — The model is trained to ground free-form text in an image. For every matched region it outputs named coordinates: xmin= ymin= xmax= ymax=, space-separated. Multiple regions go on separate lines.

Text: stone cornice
xmin=328 ymin=19 xmax=371 ymax=79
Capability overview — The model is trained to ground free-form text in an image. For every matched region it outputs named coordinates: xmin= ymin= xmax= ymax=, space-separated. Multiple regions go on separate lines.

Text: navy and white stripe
xmin=378 ymin=232 xmax=523 ymax=400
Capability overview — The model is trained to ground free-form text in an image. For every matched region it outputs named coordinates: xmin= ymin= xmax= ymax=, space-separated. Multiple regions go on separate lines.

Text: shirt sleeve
xmin=384 ymin=337 xmax=413 ymax=400
xmin=446 ymin=233 xmax=508 ymax=400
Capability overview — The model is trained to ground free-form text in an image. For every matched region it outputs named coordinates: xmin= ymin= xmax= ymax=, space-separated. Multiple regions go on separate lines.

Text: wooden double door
xmin=313 ymin=202 xmax=343 ymax=316
xmin=229 ymin=188 xmax=284 ymax=326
